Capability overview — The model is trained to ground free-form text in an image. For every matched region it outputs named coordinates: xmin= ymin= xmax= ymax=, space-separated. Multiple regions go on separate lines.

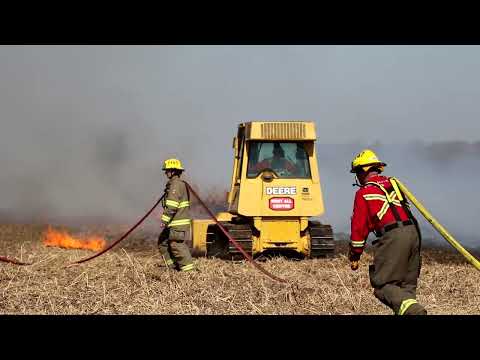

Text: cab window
xmin=247 ymin=142 xmax=311 ymax=178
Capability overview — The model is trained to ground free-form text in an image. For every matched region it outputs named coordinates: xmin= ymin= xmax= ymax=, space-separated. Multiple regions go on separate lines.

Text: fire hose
xmin=184 ymin=182 xmax=286 ymax=283
xmin=0 ymin=255 xmax=32 ymax=266
xmin=66 ymin=181 xmax=287 ymax=283
xmin=391 ymin=177 xmax=480 ymax=271
xmin=66 ymin=194 xmax=165 ymax=266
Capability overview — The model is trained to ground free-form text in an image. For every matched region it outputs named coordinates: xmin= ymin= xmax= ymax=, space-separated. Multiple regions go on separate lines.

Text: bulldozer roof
xmin=243 ymin=121 xmax=317 ymax=141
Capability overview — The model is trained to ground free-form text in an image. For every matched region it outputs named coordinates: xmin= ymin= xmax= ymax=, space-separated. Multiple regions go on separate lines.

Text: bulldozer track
xmin=206 ymin=220 xmax=335 ymax=259
xmin=207 ymin=222 xmax=253 ymax=260
xmin=309 ymin=221 xmax=335 ymax=258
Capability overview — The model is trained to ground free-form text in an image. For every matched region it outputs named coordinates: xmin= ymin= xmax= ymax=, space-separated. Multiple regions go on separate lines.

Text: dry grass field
xmin=0 ymin=223 xmax=478 ymax=315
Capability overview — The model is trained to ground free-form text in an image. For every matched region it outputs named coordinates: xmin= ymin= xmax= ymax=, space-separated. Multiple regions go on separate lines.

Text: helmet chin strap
xmin=352 ymin=169 xmax=380 ymax=187
xmin=352 ymin=175 xmax=361 ymax=187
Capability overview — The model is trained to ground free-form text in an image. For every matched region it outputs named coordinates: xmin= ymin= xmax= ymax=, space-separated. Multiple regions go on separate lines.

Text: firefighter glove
xmin=348 ymin=248 xmax=360 ymax=262
xmin=348 ymin=248 xmax=360 ymax=271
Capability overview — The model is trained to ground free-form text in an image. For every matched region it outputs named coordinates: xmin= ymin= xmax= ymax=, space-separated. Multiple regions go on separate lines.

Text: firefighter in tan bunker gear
xmin=349 ymin=149 xmax=427 ymax=315
xmin=158 ymin=158 xmax=195 ymax=272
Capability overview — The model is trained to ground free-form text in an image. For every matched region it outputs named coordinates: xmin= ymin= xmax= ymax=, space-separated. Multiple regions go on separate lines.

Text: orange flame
xmin=42 ymin=226 xmax=106 ymax=252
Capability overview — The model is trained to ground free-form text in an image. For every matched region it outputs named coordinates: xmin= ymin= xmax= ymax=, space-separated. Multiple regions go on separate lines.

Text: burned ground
xmin=0 ymin=223 xmax=478 ymax=315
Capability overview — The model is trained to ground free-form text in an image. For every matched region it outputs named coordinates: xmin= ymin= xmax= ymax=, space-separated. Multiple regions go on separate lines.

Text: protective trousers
xmin=158 ymin=227 xmax=194 ymax=271
xmin=369 ymin=224 xmax=427 ymax=315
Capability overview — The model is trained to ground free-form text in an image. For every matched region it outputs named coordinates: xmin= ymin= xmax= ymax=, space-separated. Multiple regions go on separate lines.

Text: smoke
xmin=0 ymin=46 xmax=220 ymax=227
xmin=0 ymin=94 xmax=154 ymax=224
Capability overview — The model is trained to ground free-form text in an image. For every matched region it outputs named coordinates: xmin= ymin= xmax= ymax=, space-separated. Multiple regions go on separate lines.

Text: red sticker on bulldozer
xmin=269 ymin=197 xmax=294 ymax=210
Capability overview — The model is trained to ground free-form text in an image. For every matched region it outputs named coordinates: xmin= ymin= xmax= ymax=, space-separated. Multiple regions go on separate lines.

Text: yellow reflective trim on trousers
xmin=165 ymin=259 xmax=175 ymax=265
xmin=161 ymin=214 xmax=171 ymax=222
xmin=180 ymin=263 xmax=194 ymax=271
xmin=168 ymin=219 xmax=191 ymax=227
xmin=351 ymin=240 xmax=365 ymax=247
xmin=165 ymin=199 xmax=180 ymax=208
xmin=398 ymin=299 xmax=418 ymax=315
xmin=178 ymin=201 xmax=190 ymax=208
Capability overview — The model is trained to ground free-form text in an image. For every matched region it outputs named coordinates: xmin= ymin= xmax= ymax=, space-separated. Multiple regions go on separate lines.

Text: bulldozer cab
xmin=227 ymin=122 xmax=325 ymax=218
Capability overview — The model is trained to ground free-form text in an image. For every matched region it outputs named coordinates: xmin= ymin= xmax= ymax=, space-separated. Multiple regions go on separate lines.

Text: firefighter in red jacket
xmin=349 ymin=149 xmax=427 ymax=315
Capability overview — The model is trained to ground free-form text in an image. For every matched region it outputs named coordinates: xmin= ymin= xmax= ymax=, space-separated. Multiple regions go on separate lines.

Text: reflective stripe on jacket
xmin=161 ymin=175 xmax=191 ymax=231
xmin=350 ymin=174 xmax=411 ymax=255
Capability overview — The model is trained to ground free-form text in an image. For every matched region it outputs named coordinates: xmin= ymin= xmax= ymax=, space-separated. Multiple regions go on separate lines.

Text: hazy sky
xmin=2 ymin=45 xmax=480 ymax=143
xmin=0 ymin=45 xmax=479 ymax=246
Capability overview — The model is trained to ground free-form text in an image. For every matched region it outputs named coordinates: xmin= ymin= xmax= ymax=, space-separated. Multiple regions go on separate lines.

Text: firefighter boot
xmin=170 ymin=240 xmax=195 ymax=272
xmin=404 ymin=302 xmax=427 ymax=315
xmin=157 ymin=255 xmax=177 ymax=269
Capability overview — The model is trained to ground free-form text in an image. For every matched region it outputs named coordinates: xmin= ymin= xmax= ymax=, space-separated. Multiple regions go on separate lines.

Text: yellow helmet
xmin=162 ymin=158 xmax=184 ymax=171
xmin=350 ymin=149 xmax=386 ymax=173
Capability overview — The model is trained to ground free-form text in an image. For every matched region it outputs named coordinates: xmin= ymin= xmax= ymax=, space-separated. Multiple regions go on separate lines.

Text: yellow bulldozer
xmin=191 ymin=121 xmax=335 ymax=259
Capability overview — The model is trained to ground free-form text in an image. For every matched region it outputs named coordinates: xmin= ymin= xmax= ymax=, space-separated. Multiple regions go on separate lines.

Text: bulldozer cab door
xmin=227 ymin=125 xmax=245 ymax=212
